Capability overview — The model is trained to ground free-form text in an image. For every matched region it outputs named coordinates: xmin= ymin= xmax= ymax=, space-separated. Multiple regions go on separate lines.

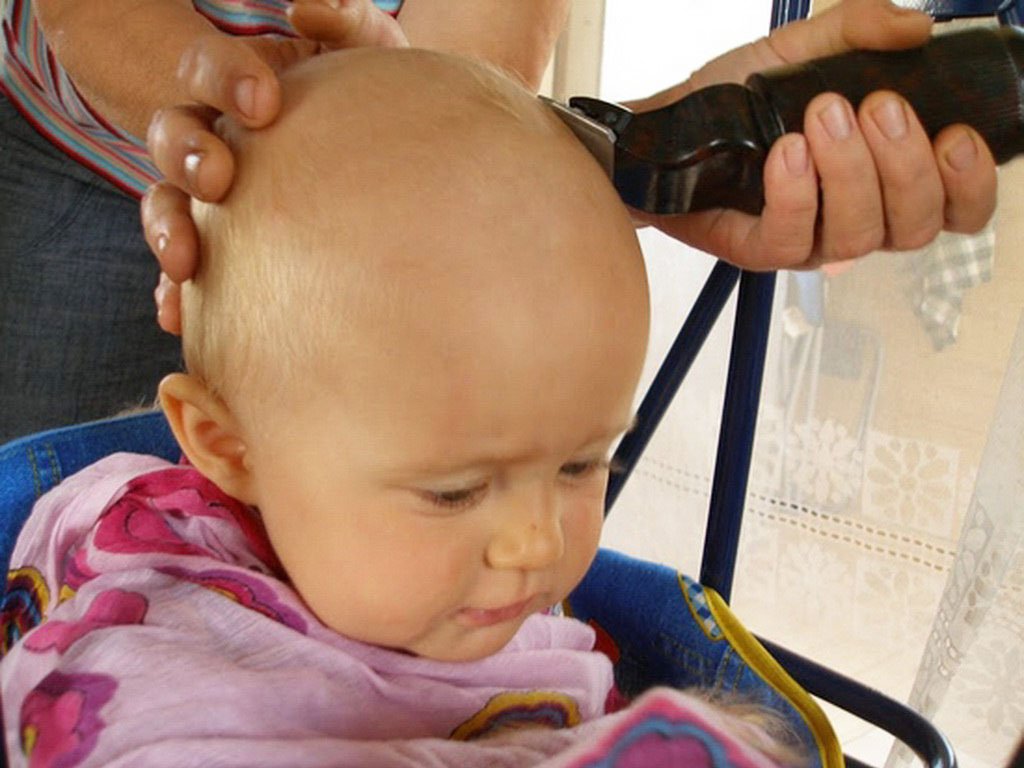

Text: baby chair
xmin=0 ymin=407 xmax=944 ymax=768
xmin=2 ymin=1 xmax=1018 ymax=766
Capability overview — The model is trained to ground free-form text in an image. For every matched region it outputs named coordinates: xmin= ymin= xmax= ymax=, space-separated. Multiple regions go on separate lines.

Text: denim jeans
xmin=0 ymin=92 xmax=182 ymax=442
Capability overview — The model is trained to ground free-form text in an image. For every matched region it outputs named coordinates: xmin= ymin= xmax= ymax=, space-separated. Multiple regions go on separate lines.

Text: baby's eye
xmin=560 ymin=456 xmax=625 ymax=480
xmin=419 ymin=484 xmax=487 ymax=510
xmin=559 ymin=459 xmax=608 ymax=479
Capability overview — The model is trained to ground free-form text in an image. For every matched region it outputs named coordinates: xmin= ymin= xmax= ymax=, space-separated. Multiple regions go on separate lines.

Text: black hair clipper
xmin=546 ymin=26 xmax=1024 ymax=215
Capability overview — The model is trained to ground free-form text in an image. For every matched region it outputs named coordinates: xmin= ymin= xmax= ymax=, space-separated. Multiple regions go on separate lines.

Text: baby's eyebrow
xmin=578 ymin=419 xmax=637 ymax=454
xmin=382 ymin=421 xmax=639 ymax=480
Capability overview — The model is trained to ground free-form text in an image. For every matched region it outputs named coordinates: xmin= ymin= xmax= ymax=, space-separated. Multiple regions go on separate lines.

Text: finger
xmin=141 ymin=182 xmax=201 ymax=283
xmin=934 ymin=125 xmax=997 ymax=234
xmin=177 ymin=33 xmax=289 ymax=128
xmin=147 ymin=105 xmax=235 ymax=201
xmin=858 ymin=91 xmax=943 ymax=250
xmin=740 ymin=133 xmax=820 ymax=269
xmin=241 ymin=34 xmax=321 ymax=74
xmin=805 ymin=93 xmax=885 ymax=262
xmin=155 ymin=273 xmax=184 ymax=336
xmin=644 ymin=134 xmax=818 ymax=270
xmin=289 ymin=0 xmax=409 ymax=49
xmin=768 ymin=0 xmax=931 ymax=64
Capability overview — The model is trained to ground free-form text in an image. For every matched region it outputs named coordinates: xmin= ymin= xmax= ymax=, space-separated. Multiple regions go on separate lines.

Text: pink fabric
xmin=0 ymin=454 xmax=782 ymax=768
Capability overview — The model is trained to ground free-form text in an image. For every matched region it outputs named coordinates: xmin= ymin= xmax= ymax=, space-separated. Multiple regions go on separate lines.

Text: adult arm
xmin=31 ymin=0 xmax=320 ymax=141
xmin=397 ymin=0 xmax=570 ymax=90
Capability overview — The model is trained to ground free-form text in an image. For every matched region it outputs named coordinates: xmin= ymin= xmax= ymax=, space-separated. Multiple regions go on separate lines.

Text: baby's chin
xmin=398 ymin=615 xmax=540 ymax=664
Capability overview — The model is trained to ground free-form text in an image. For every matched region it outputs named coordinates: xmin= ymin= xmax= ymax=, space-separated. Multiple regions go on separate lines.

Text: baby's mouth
xmin=456 ymin=597 xmax=534 ymax=628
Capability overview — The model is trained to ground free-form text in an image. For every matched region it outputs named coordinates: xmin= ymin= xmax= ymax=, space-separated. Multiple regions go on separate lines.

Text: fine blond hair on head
xmin=182 ymin=47 xmax=644 ymax=428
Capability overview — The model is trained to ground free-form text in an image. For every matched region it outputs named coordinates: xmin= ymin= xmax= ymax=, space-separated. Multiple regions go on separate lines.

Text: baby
xmin=1 ymin=48 xmax=801 ymax=767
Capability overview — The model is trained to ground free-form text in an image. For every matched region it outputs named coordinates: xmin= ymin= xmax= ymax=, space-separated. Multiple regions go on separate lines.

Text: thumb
xmin=178 ymin=33 xmax=314 ymax=128
xmin=288 ymin=0 xmax=409 ymax=50
xmin=769 ymin=0 xmax=933 ymax=65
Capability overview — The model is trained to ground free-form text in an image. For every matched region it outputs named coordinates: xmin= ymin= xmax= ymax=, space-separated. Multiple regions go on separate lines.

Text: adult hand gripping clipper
xmin=547 ymin=26 xmax=1024 ymax=215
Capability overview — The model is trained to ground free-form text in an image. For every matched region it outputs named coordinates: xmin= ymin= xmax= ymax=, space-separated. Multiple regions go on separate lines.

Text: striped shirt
xmin=0 ymin=0 xmax=403 ymax=198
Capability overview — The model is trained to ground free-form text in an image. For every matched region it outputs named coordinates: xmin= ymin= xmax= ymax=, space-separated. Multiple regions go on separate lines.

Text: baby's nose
xmin=485 ymin=491 xmax=564 ymax=571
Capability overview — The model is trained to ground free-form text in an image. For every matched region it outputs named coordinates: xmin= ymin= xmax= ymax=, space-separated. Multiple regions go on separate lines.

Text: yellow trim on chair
xmin=703 ymin=586 xmax=845 ymax=768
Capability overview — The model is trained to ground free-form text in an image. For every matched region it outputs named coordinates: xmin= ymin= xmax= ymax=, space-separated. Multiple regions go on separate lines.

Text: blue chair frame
xmin=0 ymin=411 xmax=180 ymax=576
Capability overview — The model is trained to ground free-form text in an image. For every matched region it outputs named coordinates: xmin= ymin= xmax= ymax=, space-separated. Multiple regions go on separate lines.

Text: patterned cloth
xmin=0 ymin=453 xmax=784 ymax=768
xmin=909 ymin=223 xmax=996 ymax=350
xmin=0 ymin=0 xmax=402 ymax=197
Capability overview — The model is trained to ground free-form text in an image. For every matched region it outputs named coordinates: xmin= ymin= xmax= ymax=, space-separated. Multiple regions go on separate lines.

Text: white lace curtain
xmin=604 ymin=151 xmax=1023 ymax=768
xmin=896 ymin=287 xmax=1023 ymax=766
xmin=597 ymin=3 xmax=1023 ymax=765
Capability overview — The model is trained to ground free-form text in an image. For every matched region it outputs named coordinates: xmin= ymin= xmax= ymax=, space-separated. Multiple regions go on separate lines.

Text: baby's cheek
xmin=563 ymin=501 xmax=604 ymax=579
xmin=371 ymin=533 xmax=475 ymax=610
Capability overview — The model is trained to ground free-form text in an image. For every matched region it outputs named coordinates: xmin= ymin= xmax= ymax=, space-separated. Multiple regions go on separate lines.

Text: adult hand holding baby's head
xmin=143 ymin=0 xmax=407 ymax=334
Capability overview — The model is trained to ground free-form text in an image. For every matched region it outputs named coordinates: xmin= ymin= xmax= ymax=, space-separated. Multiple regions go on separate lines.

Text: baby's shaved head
xmin=183 ymin=48 xmax=648 ymax=429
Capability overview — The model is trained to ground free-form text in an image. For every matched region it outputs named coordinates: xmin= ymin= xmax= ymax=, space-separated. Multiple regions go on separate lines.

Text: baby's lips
xmin=456 ymin=597 xmax=534 ymax=628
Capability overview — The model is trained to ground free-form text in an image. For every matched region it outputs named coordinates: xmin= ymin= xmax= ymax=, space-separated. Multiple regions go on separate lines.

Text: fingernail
xmin=234 ymin=77 xmax=258 ymax=119
xmin=156 ymin=233 xmax=168 ymax=254
xmin=946 ymin=131 xmax=978 ymax=172
xmin=184 ymin=152 xmax=203 ymax=190
xmin=819 ymin=99 xmax=852 ymax=141
xmin=872 ymin=98 xmax=908 ymax=140
xmin=154 ymin=276 xmax=168 ymax=307
xmin=784 ymin=135 xmax=809 ymax=176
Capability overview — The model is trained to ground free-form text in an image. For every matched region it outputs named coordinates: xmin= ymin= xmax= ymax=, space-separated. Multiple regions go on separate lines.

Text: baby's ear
xmin=158 ymin=373 xmax=257 ymax=504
